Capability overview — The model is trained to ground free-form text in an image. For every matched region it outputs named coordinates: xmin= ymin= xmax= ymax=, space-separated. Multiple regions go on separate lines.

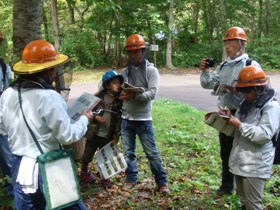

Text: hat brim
xmin=102 ymin=75 xmax=124 ymax=88
xmin=223 ymin=37 xmax=247 ymax=41
xmin=13 ymin=54 xmax=69 ymax=74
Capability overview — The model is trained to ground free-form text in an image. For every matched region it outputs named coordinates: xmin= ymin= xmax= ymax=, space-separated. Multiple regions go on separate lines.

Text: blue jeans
xmin=121 ymin=119 xmax=167 ymax=186
xmin=0 ymin=134 xmax=13 ymax=196
xmin=12 ymin=155 xmax=86 ymax=210
xmin=0 ymin=134 xmax=13 ymax=177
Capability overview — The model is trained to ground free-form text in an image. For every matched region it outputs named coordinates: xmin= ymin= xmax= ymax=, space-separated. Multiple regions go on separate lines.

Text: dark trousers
xmin=82 ymin=135 xmax=110 ymax=165
xmin=219 ymin=131 xmax=234 ymax=191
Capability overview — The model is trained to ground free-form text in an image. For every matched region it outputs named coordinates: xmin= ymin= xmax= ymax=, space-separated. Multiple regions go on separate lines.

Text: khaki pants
xmin=235 ymin=175 xmax=266 ymax=210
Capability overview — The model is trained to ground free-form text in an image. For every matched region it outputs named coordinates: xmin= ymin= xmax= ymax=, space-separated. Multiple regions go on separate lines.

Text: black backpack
xmin=259 ymin=98 xmax=280 ymax=165
xmin=271 ymin=130 xmax=280 ymax=165
xmin=0 ymin=57 xmax=7 ymax=87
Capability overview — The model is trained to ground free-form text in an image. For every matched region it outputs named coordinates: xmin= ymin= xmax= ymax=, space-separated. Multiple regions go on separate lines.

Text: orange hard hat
xmin=13 ymin=40 xmax=69 ymax=74
xmin=223 ymin=27 xmax=247 ymax=41
xmin=125 ymin=34 xmax=146 ymax=51
xmin=235 ymin=66 xmax=267 ymax=88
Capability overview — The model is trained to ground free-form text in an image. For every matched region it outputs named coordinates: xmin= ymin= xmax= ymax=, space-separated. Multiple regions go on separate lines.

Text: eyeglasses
xmin=127 ymin=50 xmax=142 ymax=55
xmin=223 ymin=40 xmax=238 ymax=47
xmin=236 ymin=87 xmax=254 ymax=93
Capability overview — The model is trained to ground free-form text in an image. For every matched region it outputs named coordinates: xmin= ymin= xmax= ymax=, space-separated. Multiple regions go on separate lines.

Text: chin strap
xmin=232 ymin=40 xmax=246 ymax=59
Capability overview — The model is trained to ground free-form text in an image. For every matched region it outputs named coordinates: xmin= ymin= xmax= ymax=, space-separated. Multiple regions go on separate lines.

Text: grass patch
xmin=80 ymin=99 xmax=280 ymax=209
xmin=72 ymin=69 xmax=105 ymax=84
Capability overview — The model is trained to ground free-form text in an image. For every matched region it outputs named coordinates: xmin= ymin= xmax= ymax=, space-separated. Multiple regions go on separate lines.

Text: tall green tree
xmin=166 ymin=0 xmax=174 ymax=68
xmin=50 ymin=0 xmax=60 ymax=50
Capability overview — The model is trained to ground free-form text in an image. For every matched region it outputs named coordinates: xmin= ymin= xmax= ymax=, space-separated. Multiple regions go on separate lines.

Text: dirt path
xmin=68 ymin=72 xmax=280 ymax=112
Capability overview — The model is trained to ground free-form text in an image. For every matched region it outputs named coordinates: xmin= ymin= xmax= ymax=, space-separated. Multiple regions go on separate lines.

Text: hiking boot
xmin=80 ymin=172 xmax=96 ymax=184
xmin=216 ymin=186 xmax=233 ymax=196
xmin=122 ymin=182 xmax=136 ymax=189
xmin=155 ymin=185 xmax=170 ymax=194
xmin=101 ymin=179 xmax=112 ymax=189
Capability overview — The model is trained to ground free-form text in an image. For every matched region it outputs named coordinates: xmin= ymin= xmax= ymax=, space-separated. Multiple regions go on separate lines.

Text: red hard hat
xmin=13 ymin=40 xmax=69 ymax=74
xmin=223 ymin=27 xmax=247 ymax=41
xmin=235 ymin=66 xmax=267 ymax=88
xmin=125 ymin=34 xmax=146 ymax=51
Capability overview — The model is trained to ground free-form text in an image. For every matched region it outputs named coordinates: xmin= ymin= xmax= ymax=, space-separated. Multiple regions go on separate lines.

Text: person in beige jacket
xmin=221 ymin=66 xmax=279 ymax=210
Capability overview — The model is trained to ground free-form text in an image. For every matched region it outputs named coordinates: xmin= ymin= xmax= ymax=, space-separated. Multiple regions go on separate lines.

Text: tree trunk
xmin=13 ymin=0 xmax=42 ymax=58
xmin=51 ymin=0 xmax=60 ymax=50
xmin=258 ymin=0 xmax=263 ymax=38
xmin=192 ymin=2 xmax=200 ymax=43
xmin=166 ymin=0 xmax=174 ymax=69
xmin=220 ymin=0 xmax=227 ymax=61
xmin=265 ymin=0 xmax=270 ymax=37
xmin=115 ymin=10 xmax=121 ymax=68
xmin=248 ymin=0 xmax=256 ymax=41
xmin=73 ymin=5 xmax=89 ymax=29
xmin=42 ymin=3 xmax=50 ymax=41
xmin=66 ymin=0 xmax=75 ymax=24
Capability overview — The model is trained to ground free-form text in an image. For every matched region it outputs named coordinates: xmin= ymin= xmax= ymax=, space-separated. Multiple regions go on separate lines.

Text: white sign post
xmin=150 ymin=44 xmax=159 ymax=67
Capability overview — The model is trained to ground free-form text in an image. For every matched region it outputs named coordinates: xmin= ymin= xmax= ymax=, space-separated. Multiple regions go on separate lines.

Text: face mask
xmin=53 ymin=60 xmax=73 ymax=101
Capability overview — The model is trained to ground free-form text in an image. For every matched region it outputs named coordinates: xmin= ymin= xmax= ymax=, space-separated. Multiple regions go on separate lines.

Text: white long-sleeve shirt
xmin=0 ymin=87 xmax=88 ymax=158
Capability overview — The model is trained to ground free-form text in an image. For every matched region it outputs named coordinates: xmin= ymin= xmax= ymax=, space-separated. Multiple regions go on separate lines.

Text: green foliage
xmin=61 ymin=28 xmax=106 ymax=69
xmin=172 ymin=40 xmax=222 ymax=67
xmin=0 ymin=174 xmax=13 ymax=208
xmin=248 ymin=37 xmax=280 ymax=69
xmin=0 ymin=0 xmax=13 ymax=63
xmin=152 ymin=99 xmax=280 ymax=209
xmin=2 ymin=0 xmax=280 ymax=69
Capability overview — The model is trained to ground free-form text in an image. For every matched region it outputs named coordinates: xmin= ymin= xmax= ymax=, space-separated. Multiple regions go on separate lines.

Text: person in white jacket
xmin=199 ymin=26 xmax=261 ymax=196
xmin=0 ymin=40 xmax=93 ymax=210
xmin=220 ymin=66 xmax=280 ymax=210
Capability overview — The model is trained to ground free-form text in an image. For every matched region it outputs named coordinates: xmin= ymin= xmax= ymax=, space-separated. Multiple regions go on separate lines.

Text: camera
xmin=205 ymin=58 xmax=215 ymax=68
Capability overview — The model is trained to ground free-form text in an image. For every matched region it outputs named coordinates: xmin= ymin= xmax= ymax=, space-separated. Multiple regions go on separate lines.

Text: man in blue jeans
xmin=0 ymin=31 xmax=13 ymax=196
xmin=120 ymin=34 xmax=169 ymax=194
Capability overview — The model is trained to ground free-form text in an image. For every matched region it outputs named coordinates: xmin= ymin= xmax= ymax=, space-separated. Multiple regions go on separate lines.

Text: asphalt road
xmin=68 ymin=73 xmax=280 ymax=112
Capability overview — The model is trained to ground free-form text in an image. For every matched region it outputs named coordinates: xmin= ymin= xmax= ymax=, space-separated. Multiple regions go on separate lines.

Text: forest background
xmin=0 ymin=0 xmax=280 ymax=71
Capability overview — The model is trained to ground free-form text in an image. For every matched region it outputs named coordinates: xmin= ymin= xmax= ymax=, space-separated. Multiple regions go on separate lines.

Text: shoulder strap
xmin=220 ymin=58 xmax=253 ymax=71
xmin=219 ymin=61 xmax=227 ymax=71
xmin=18 ymin=85 xmax=44 ymax=154
xmin=246 ymin=58 xmax=253 ymax=66
xmin=18 ymin=86 xmax=62 ymax=154
xmin=259 ymin=99 xmax=278 ymax=148
xmin=0 ymin=57 xmax=7 ymax=84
